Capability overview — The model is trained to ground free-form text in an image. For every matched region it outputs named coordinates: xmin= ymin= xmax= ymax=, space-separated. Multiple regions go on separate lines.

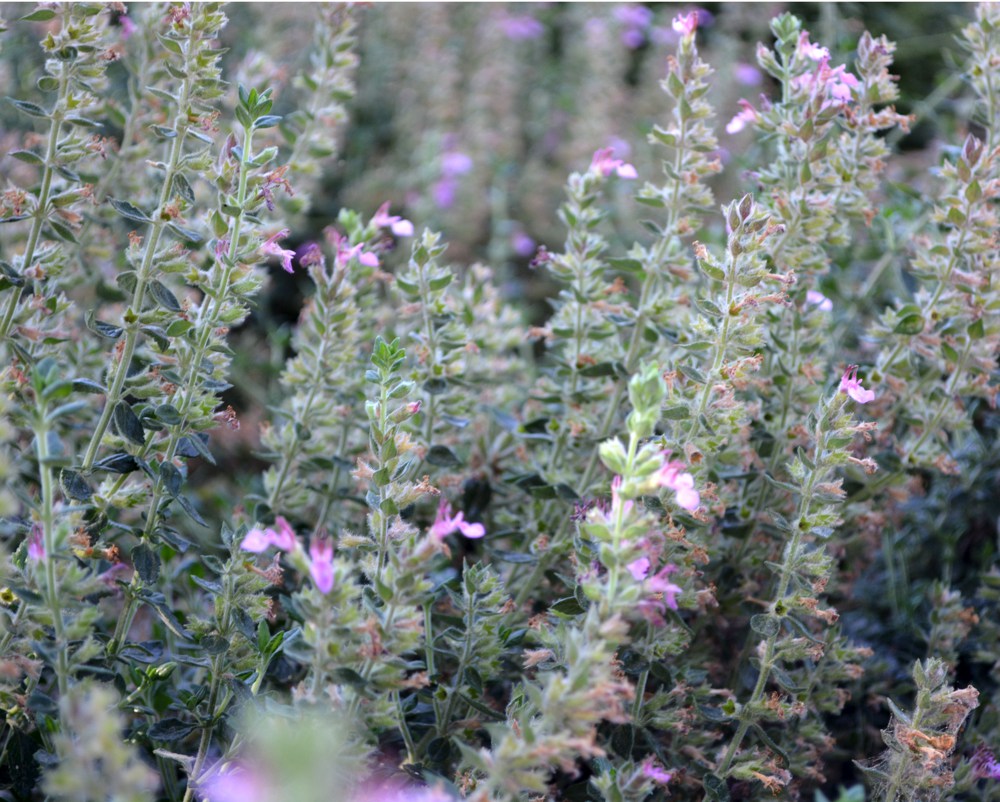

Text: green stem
xmin=81 ymin=51 xmax=197 ymax=472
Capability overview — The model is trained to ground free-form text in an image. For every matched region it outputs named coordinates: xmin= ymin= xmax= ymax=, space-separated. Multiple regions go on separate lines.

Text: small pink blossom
xmin=655 ymin=460 xmax=700 ymax=512
xmin=647 ymin=563 xmax=682 ymax=610
xmin=734 ymin=63 xmax=763 ymax=86
xmin=429 ymin=501 xmax=485 ymax=540
xmin=441 ymin=151 xmax=473 ymax=177
xmin=590 ymin=147 xmax=638 ymax=179
xmin=119 ymin=14 xmax=137 ymax=40
xmin=839 ymin=365 xmax=875 ymax=404
xmin=797 ymin=31 xmax=830 ymax=61
xmin=261 ymin=229 xmax=295 ymax=274
xmin=308 ymin=537 xmax=335 ymax=594
xmin=671 ymin=11 xmax=698 ymax=37
xmin=240 ymin=518 xmax=297 ymax=554
xmin=642 ymin=758 xmax=673 ymax=785
xmin=627 ymin=556 xmax=650 ymax=581
xmin=806 ymin=290 xmax=833 ymax=311
xmin=725 ymin=99 xmax=758 ymax=135
xmin=328 ymin=229 xmax=379 ymax=268
xmin=198 ymin=764 xmax=264 ymax=802
xmin=27 ymin=523 xmax=45 ymax=562
xmin=373 ymin=202 xmax=414 ymax=238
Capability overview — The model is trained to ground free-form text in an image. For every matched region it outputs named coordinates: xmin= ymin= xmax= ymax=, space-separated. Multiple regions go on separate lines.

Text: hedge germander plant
xmin=0 ymin=4 xmax=998 ymax=802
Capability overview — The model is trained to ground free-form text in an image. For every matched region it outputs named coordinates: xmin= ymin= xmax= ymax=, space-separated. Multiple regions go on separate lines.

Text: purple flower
xmin=806 ymin=290 xmax=833 ymax=311
xmin=590 ymin=147 xmax=638 ymax=179
xmin=500 ymin=14 xmax=544 ymax=41
xmin=429 ymin=500 xmax=485 ymax=541
xmin=734 ymin=62 xmax=763 ymax=86
xmin=839 ymin=365 xmax=875 ymax=404
xmin=119 ymin=14 xmax=137 ymax=40
xmin=511 ymin=230 xmax=536 ymax=257
xmin=627 ymin=556 xmax=650 ymax=581
xmin=441 ymin=152 xmax=473 ymax=177
xmin=373 ymin=202 xmax=414 ymax=238
xmin=197 ymin=763 xmax=264 ymax=802
xmin=614 ymin=4 xmax=654 ymax=29
xmin=972 ymin=746 xmax=1000 ymax=780
xmin=27 ymin=523 xmax=45 ymax=563
xmin=261 ymin=229 xmax=295 ymax=273
xmin=621 ymin=27 xmax=646 ymax=49
xmin=308 ymin=537 xmax=334 ymax=594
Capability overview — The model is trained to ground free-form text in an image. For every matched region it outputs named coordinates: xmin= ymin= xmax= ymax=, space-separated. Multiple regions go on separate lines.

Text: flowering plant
xmin=0 ymin=4 xmax=998 ymax=802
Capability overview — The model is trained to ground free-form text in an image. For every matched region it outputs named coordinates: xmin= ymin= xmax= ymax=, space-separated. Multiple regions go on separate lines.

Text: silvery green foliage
xmin=0 ymin=5 xmax=998 ymax=802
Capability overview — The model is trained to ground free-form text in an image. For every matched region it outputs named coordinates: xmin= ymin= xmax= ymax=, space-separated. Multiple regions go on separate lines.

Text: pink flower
xmin=240 ymin=518 xmax=298 ymax=554
xmin=590 ymin=147 xmax=637 ymax=179
xmin=642 ymin=758 xmax=673 ymax=785
xmin=655 ymin=460 xmax=700 ymax=512
xmin=725 ymin=99 xmax=758 ymax=135
xmin=27 ymin=523 xmax=45 ymax=562
xmin=734 ymin=63 xmax=763 ymax=86
xmin=441 ymin=151 xmax=473 ymax=177
xmin=119 ymin=14 xmax=137 ymax=40
xmin=671 ymin=11 xmax=698 ymax=37
xmin=261 ymin=229 xmax=295 ymax=273
xmin=806 ymin=290 xmax=833 ymax=311
xmin=647 ymin=563 xmax=682 ymax=610
xmin=429 ymin=501 xmax=485 ymax=540
xmin=327 ymin=229 xmax=379 ymax=268
xmin=308 ymin=537 xmax=334 ymax=594
xmin=627 ymin=556 xmax=651 ymax=581
xmin=839 ymin=365 xmax=875 ymax=404
xmin=797 ymin=31 xmax=830 ymax=61
xmin=198 ymin=764 xmax=264 ymax=802
xmin=373 ymin=202 xmax=414 ymax=238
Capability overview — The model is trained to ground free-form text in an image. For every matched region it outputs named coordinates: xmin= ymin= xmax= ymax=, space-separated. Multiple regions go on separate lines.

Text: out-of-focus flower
xmin=590 ymin=147 xmax=638 ymax=179
xmin=806 ymin=290 xmax=833 ymax=311
xmin=308 ymin=537 xmax=334 ymax=594
xmin=261 ymin=229 xmax=295 ymax=273
xmin=511 ymin=230 xmax=536 ymax=257
xmin=441 ymin=152 xmax=473 ymax=177
xmin=671 ymin=11 xmax=698 ymax=37
xmin=972 ymin=746 xmax=1000 ymax=780
xmin=839 ymin=365 xmax=875 ymax=404
xmin=499 ymin=14 xmax=544 ymax=41
xmin=27 ymin=523 xmax=45 ymax=562
xmin=240 ymin=517 xmax=297 ymax=553
xmin=119 ymin=14 xmax=137 ymax=39
xmin=627 ymin=556 xmax=651 ymax=581
xmin=373 ymin=202 xmax=414 ymax=238
xmin=642 ymin=758 xmax=673 ymax=785
xmin=198 ymin=763 xmax=264 ymax=802
xmin=429 ymin=500 xmax=485 ymax=540
xmin=615 ymin=4 xmax=653 ymax=48
xmin=647 ymin=564 xmax=682 ymax=610
xmin=797 ymin=31 xmax=830 ymax=61
xmin=725 ymin=99 xmax=758 ymax=135
xmin=734 ymin=62 xmax=763 ymax=86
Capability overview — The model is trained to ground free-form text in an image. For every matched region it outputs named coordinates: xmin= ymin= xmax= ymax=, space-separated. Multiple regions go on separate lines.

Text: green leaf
xmin=969 ymin=318 xmax=985 ymax=340
xmin=132 ymin=543 xmax=160 ymax=583
xmin=662 ymin=404 xmax=690 ymax=420
xmin=109 ymin=198 xmax=152 ymax=224
xmin=148 ymin=280 xmax=181 ymax=311
xmin=166 ymin=222 xmax=203 ymax=245
xmin=750 ymin=613 xmax=781 ymax=637
xmin=10 ymin=150 xmax=43 ymax=166
xmin=72 ymin=378 xmax=107 ymax=394
xmin=20 ymin=8 xmax=58 ymax=21
xmin=893 ymin=314 xmax=924 ymax=335
xmin=59 ymin=469 xmax=92 ymax=501
xmin=8 ymin=98 xmax=48 ymax=117
xmin=549 ymin=596 xmax=586 ymax=616
xmin=148 ymin=718 xmax=195 ymax=742
xmin=427 ymin=445 xmax=462 ymax=468
xmin=113 ymin=401 xmax=146 ymax=446
xmin=95 ymin=452 xmax=139 ymax=474
xmin=703 ymin=773 xmax=730 ymax=802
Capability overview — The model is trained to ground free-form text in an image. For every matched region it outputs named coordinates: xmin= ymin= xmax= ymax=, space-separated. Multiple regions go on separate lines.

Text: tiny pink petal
xmin=240 ymin=528 xmax=272 ymax=553
xmin=627 ymin=556 xmax=650 ymax=581
xmin=308 ymin=539 xmax=335 ymax=594
xmin=269 ymin=516 xmax=297 ymax=551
